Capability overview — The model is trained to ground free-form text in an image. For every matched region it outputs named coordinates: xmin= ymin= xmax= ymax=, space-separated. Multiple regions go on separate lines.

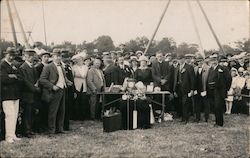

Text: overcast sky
xmin=1 ymin=0 xmax=249 ymax=50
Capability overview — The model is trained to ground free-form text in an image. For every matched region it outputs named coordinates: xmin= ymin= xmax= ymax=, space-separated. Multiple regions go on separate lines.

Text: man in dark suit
xmin=40 ymin=49 xmax=72 ymax=134
xmin=151 ymin=52 xmax=172 ymax=116
xmin=170 ymin=59 xmax=182 ymax=118
xmin=19 ymin=49 xmax=41 ymax=137
xmin=116 ymin=56 xmax=132 ymax=85
xmin=176 ymin=54 xmax=195 ymax=124
xmin=36 ymin=51 xmax=50 ymax=76
xmin=61 ymin=51 xmax=75 ymax=131
xmin=0 ymin=47 xmax=22 ymax=143
xmin=193 ymin=56 xmax=211 ymax=122
xmin=35 ymin=51 xmax=51 ymax=132
xmin=207 ymin=54 xmax=232 ymax=127
xmin=152 ymin=52 xmax=172 ymax=91
xmin=103 ymin=55 xmax=119 ymax=86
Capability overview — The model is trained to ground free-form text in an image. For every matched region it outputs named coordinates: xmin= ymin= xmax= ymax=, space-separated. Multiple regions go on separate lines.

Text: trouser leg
xmin=90 ymin=94 xmax=97 ymax=119
xmin=2 ymin=100 xmax=19 ymax=140
xmin=214 ymin=94 xmax=224 ymax=126
xmin=48 ymin=90 xmax=63 ymax=133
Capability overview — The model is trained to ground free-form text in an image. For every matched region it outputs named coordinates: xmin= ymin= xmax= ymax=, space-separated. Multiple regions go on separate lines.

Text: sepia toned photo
xmin=0 ymin=0 xmax=249 ymax=157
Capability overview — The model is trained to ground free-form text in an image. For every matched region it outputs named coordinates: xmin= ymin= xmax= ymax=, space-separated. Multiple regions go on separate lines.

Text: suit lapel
xmin=52 ymin=63 xmax=59 ymax=76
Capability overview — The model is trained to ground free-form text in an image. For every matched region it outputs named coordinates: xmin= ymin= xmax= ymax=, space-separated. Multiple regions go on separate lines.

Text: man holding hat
xmin=1 ymin=47 xmax=22 ymax=143
xmin=40 ymin=49 xmax=73 ymax=134
xmin=207 ymin=54 xmax=231 ymax=127
xmin=19 ymin=49 xmax=41 ymax=137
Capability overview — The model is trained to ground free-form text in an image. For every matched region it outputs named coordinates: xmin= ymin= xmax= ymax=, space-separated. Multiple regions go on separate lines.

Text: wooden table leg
xmin=127 ymin=97 xmax=130 ymax=130
xmin=162 ymin=93 xmax=165 ymax=120
xmin=102 ymin=94 xmax=105 ymax=119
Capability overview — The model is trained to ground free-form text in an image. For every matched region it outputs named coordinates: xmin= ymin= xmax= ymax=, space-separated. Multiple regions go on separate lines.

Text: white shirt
xmin=72 ymin=64 xmax=88 ymax=92
xmin=25 ymin=61 xmax=33 ymax=68
xmin=54 ymin=62 xmax=66 ymax=89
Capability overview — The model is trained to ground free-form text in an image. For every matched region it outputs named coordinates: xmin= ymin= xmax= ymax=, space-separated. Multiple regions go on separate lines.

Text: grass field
xmin=0 ymin=114 xmax=249 ymax=158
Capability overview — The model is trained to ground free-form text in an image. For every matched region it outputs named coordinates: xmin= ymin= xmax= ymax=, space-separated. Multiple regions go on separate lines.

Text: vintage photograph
xmin=0 ymin=0 xmax=249 ymax=157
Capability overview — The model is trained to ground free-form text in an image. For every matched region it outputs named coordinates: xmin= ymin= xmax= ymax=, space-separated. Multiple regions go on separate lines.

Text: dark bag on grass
xmin=103 ymin=112 xmax=121 ymax=132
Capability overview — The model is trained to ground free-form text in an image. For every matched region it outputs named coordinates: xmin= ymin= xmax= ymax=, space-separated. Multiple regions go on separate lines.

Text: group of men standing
xmin=0 ymin=46 xmax=233 ymax=143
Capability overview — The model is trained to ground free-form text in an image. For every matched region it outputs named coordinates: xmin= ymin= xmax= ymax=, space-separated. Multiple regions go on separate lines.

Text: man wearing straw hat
xmin=40 ymin=49 xmax=73 ymax=134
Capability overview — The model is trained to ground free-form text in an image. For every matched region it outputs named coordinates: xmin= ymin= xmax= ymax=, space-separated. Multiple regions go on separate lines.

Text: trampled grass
xmin=0 ymin=114 xmax=249 ymax=158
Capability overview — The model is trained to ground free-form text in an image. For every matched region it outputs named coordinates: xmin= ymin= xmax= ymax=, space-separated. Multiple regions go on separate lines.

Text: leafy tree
xmin=155 ymin=37 xmax=177 ymax=54
xmin=176 ymin=42 xmax=198 ymax=56
xmin=125 ymin=36 xmax=149 ymax=53
xmin=235 ymin=38 xmax=250 ymax=53
xmin=93 ymin=35 xmax=115 ymax=52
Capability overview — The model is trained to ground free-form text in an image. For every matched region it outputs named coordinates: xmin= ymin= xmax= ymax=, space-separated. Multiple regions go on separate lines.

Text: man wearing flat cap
xmin=193 ymin=56 xmax=211 ymax=122
xmin=19 ymin=49 xmax=41 ymax=138
xmin=1 ymin=47 xmax=23 ymax=143
xmin=176 ymin=54 xmax=195 ymax=124
xmin=40 ymin=50 xmax=73 ymax=134
xmin=207 ymin=54 xmax=231 ymax=127
xmin=34 ymin=51 xmax=51 ymax=132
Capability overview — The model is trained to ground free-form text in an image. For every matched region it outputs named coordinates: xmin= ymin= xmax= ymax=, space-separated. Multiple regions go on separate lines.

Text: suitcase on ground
xmin=103 ymin=112 xmax=121 ymax=132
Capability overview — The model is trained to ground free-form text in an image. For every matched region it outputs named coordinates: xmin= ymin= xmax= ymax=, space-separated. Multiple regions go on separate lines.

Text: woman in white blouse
xmin=71 ymin=54 xmax=89 ymax=120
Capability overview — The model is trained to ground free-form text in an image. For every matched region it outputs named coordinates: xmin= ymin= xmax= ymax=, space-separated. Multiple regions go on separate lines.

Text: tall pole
xmin=10 ymin=0 xmax=30 ymax=48
xmin=196 ymin=0 xmax=225 ymax=54
xmin=144 ymin=0 xmax=171 ymax=55
xmin=42 ymin=0 xmax=47 ymax=46
xmin=187 ymin=0 xmax=205 ymax=58
xmin=6 ymin=0 xmax=18 ymax=48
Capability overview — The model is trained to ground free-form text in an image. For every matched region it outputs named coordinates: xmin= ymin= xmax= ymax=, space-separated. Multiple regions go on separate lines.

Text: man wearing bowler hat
xmin=40 ymin=49 xmax=73 ymax=134
xmin=19 ymin=49 xmax=41 ymax=137
xmin=207 ymin=54 xmax=231 ymax=127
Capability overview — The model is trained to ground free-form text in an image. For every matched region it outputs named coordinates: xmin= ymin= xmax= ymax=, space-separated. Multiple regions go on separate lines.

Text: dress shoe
xmin=214 ymin=124 xmax=223 ymax=127
xmin=24 ymin=133 xmax=33 ymax=138
xmin=13 ymin=136 xmax=21 ymax=141
xmin=194 ymin=119 xmax=200 ymax=123
xmin=5 ymin=138 xmax=14 ymax=143
xmin=56 ymin=131 xmax=66 ymax=134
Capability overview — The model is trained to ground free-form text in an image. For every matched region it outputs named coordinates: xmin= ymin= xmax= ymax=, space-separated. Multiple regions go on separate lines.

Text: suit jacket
xmin=207 ymin=65 xmax=232 ymax=99
xmin=172 ymin=65 xmax=179 ymax=93
xmin=19 ymin=62 xmax=39 ymax=104
xmin=0 ymin=60 xmax=22 ymax=101
xmin=72 ymin=64 xmax=88 ymax=92
xmin=35 ymin=62 xmax=45 ymax=77
xmin=194 ymin=64 xmax=210 ymax=93
xmin=151 ymin=61 xmax=171 ymax=90
xmin=116 ymin=64 xmax=132 ymax=85
xmin=39 ymin=62 xmax=71 ymax=102
xmin=87 ymin=67 xmax=106 ymax=94
xmin=178 ymin=63 xmax=195 ymax=94
xmin=103 ymin=64 xmax=119 ymax=86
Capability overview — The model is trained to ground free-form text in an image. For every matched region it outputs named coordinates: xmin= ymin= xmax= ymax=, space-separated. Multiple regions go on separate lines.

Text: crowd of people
xmin=0 ymin=45 xmax=250 ymax=143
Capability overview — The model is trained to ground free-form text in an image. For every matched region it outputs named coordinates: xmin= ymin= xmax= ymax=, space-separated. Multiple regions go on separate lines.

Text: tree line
xmin=0 ymin=35 xmax=249 ymax=57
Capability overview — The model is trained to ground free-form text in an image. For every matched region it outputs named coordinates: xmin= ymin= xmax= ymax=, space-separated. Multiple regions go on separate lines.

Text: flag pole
xmin=144 ymin=0 xmax=171 ymax=55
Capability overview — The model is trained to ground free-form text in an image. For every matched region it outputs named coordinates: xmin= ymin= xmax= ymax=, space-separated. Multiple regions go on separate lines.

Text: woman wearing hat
xmin=71 ymin=54 xmax=89 ymax=120
xmin=135 ymin=56 xmax=153 ymax=86
xmin=134 ymin=56 xmax=152 ymax=129
xmin=129 ymin=56 xmax=138 ymax=79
